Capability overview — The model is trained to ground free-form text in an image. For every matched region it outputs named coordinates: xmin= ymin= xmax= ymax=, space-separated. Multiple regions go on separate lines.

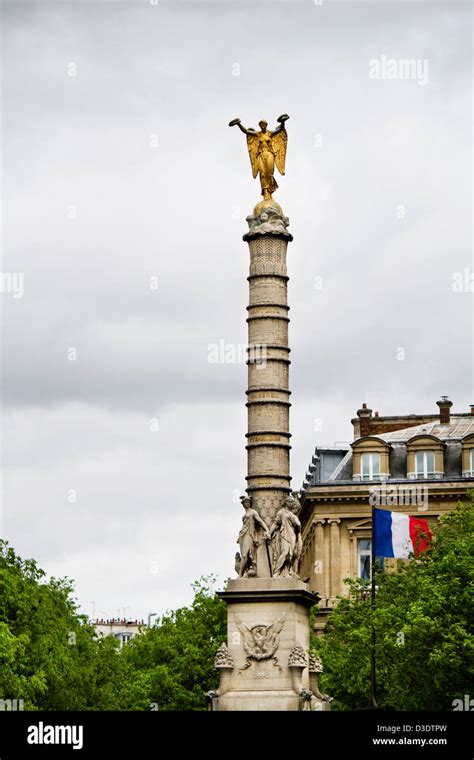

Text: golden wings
xmin=246 ymin=127 xmax=288 ymax=179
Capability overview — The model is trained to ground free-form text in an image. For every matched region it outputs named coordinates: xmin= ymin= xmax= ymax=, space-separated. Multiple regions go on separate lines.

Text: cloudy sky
xmin=1 ymin=0 xmax=472 ymax=621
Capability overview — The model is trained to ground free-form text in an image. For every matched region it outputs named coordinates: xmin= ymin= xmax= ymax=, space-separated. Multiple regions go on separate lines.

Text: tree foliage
xmin=118 ymin=576 xmax=227 ymax=710
xmin=0 ymin=541 xmax=129 ymax=709
xmin=4 ymin=497 xmax=471 ymax=711
xmin=314 ymin=495 xmax=474 ymax=710
xmin=0 ymin=543 xmax=226 ymax=711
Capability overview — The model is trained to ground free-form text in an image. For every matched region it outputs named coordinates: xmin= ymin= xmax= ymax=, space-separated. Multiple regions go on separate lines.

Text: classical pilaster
xmin=328 ymin=518 xmax=341 ymax=598
xmin=313 ymin=518 xmax=326 ymax=596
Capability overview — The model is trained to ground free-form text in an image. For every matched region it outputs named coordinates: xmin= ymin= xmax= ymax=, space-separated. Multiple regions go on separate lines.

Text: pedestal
xmin=215 ymin=578 xmax=318 ymax=711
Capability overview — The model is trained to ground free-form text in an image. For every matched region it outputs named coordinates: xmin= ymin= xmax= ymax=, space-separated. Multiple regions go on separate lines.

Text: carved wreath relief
xmin=235 ymin=614 xmax=286 ymax=672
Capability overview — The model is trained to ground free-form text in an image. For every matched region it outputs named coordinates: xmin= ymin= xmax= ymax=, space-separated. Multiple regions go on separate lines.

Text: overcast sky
xmin=1 ymin=0 xmax=472 ymax=622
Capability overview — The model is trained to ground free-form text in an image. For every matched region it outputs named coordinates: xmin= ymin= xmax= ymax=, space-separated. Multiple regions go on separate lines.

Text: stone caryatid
xmin=229 ymin=115 xmax=289 ymax=202
xmin=269 ymin=495 xmax=303 ymax=578
xmin=237 ymin=495 xmax=271 ymax=577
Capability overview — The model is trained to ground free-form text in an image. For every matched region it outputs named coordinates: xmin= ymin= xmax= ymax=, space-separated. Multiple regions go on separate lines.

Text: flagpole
xmin=370 ymin=501 xmax=378 ymax=709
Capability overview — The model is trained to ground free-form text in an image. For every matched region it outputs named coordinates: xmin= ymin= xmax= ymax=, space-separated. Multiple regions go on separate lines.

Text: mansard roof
xmin=303 ymin=415 xmax=474 ymax=488
xmin=378 ymin=417 xmax=474 ymax=443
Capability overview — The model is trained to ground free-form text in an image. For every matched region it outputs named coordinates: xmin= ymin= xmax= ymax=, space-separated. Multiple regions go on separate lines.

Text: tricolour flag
xmin=373 ymin=508 xmax=432 ymax=559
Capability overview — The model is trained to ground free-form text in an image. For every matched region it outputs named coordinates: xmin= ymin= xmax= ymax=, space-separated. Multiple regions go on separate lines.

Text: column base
xmin=218 ymin=690 xmax=300 ymax=711
xmin=214 ymin=578 xmax=319 ymax=711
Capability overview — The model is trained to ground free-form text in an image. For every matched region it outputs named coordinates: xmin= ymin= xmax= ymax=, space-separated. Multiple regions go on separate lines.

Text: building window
xmin=415 ymin=451 xmax=435 ymax=479
xmin=357 ymin=539 xmax=371 ymax=580
xmin=470 ymin=449 xmax=474 ymax=475
xmin=361 ymin=453 xmax=381 ymax=481
xmin=116 ymin=632 xmax=133 ymax=648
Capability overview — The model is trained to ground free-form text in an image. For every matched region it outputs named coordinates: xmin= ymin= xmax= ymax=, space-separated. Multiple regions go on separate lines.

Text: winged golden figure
xmin=229 ymin=115 xmax=289 ymax=201
xmin=235 ymin=614 xmax=286 ymax=670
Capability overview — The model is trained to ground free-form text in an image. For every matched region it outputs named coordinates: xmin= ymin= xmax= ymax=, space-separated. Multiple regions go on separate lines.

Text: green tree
xmin=314 ymin=495 xmax=474 ymax=710
xmin=0 ymin=540 xmax=126 ymax=710
xmin=118 ymin=575 xmax=227 ymax=710
xmin=0 ymin=541 xmax=227 ymax=711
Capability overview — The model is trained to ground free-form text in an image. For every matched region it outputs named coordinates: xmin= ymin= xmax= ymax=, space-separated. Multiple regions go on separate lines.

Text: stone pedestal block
xmin=216 ymin=578 xmax=318 ymax=711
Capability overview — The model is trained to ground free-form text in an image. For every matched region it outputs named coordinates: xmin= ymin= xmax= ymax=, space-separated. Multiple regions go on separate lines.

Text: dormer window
xmin=415 ymin=451 xmax=435 ymax=479
xmin=351 ymin=436 xmax=391 ymax=482
xmin=461 ymin=433 xmax=474 ymax=477
xmin=407 ymin=434 xmax=444 ymax=480
xmin=361 ymin=452 xmax=381 ymax=481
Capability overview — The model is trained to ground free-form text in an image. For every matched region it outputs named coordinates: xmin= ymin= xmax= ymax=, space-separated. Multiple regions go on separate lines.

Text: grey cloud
xmin=1 ymin=0 xmax=472 ymax=618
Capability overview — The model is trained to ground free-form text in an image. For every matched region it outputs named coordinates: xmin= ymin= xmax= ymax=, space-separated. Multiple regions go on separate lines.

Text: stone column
xmin=244 ymin=208 xmax=293 ymax=576
xmin=313 ymin=518 xmax=326 ymax=596
xmin=323 ymin=522 xmax=330 ymax=602
xmin=216 ymin=204 xmax=319 ymax=711
xmin=328 ymin=518 xmax=341 ymax=598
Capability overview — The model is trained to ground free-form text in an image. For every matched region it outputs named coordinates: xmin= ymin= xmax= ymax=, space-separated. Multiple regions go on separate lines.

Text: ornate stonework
xmin=288 ymin=644 xmax=307 ymax=668
xmin=308 ymin=650 xmax=333 ymax=706
xmin=308 ymin=651 xmax=324 ymax=673
xmin=247 ymin=235 xmax=289 ymax=276
xmin=236 ymin=614 xmax=285 ymax=670
xmin=213 ymin=125 xmax=322 ymax=710
xmin=244 ymin=206 xmax=292 ymax=240
xmin=214 ymin=643 xmax=234 ymax=669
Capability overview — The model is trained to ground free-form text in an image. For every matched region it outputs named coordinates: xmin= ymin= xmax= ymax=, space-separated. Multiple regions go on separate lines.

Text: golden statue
xmin=229 ymin=115 xmax=289 ymax=203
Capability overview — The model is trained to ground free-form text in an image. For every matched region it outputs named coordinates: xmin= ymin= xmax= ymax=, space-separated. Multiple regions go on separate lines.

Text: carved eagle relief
xmin=235 ymin=614 xmax=286 ymax=670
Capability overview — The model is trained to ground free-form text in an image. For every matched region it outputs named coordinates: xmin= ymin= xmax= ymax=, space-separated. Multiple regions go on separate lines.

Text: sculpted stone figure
xmin=237 ymin=495 xmax=271 ymax=577
xmin=229 ymin=114 xmax=289 ymax=201
xmin=269 ymin=495 xmax=302 ymax=578
xmin=245 ymin=206 xmax=291 ymax=237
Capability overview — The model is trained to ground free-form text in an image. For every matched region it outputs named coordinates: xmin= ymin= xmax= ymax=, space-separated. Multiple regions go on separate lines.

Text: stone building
xmin=299 ymin=398 xmax=474 ymax=635
xmin=94 ymin=618 xmax=145 ymax=647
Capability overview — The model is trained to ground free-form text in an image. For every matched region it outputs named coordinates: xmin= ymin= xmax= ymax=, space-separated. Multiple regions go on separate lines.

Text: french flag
xmin=374 ymin=508 xmax=432 ymax=559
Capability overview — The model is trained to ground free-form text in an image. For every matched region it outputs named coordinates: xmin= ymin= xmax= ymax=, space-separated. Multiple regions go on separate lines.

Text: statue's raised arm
xmin=270 ymin=114 xmax=290 ymax=135
xmin=229 ymin=114 xmax=289 ymax=203
xmin=229 ymin=118 xmax=256 ymax=136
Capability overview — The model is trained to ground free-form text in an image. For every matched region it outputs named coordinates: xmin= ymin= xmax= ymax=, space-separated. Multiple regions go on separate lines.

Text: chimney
xmin=436 ymin=396 xmax=453 ymax=425
xmin=357 ymin=402 xmax=373 ymax=437
xmin=470 ymin=404 xmax=474 ymax=415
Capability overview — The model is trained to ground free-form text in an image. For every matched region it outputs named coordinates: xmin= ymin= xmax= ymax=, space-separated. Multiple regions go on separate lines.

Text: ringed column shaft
xmin=244 ymin=230 xmax=293 ymax=569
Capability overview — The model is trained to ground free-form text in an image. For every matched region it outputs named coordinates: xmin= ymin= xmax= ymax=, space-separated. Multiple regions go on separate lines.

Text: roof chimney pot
xmin=436 ymin=396 xmax=453 ymax=425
